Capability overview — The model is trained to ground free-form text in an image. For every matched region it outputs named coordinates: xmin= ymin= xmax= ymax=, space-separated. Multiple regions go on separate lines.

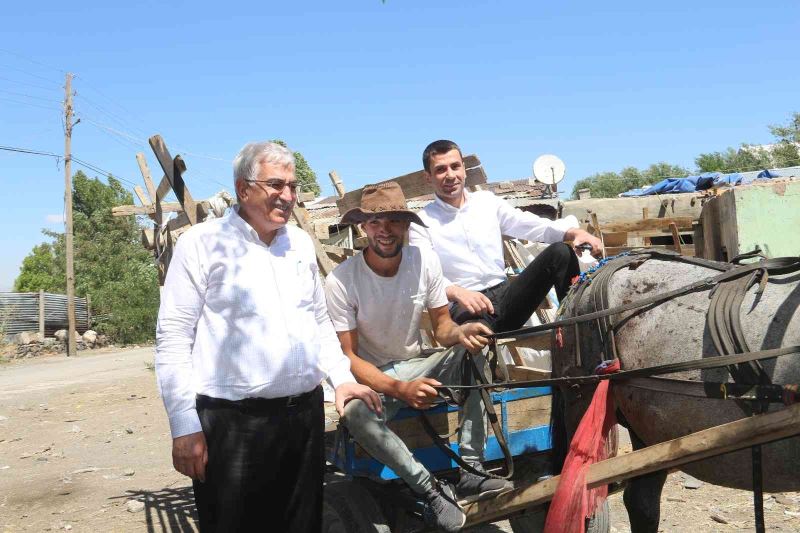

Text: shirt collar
xmin=229 ymin=205 xmax=288 ymax=246
xmin=432 ymin=189 xmax=471 ymax=212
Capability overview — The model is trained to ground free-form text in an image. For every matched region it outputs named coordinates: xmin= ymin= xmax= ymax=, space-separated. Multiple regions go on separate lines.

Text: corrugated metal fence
xmin=0 ymin=292 xmax=90 ymax=337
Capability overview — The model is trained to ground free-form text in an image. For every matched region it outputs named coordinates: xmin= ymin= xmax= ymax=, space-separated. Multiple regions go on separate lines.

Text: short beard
xmin=369 ymin=240 xmax=403 ymax=259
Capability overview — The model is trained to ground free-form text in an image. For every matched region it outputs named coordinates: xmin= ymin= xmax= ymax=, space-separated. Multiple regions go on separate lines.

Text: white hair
xmin=232 ymin=141 xmax=296 ymax=190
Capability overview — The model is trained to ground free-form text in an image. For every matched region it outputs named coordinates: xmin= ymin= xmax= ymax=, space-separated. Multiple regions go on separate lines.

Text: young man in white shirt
xmin=325 ymin=182 xmax=510 ymax=533
xmin=409 ymin=139 xmax=603 ymax=332
xmin=155 ymin=141 xmax=380 ymax=532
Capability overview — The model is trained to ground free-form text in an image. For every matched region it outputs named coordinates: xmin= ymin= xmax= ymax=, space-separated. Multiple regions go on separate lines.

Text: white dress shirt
xmin=409 ymin=190 xmax=574 ymax=291
xmin=155 ymin=207 xmax=355 ymax=439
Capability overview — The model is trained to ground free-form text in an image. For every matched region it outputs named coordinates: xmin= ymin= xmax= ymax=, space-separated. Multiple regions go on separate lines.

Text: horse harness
xmin=421 ymin=249 xmax=800 ymax=518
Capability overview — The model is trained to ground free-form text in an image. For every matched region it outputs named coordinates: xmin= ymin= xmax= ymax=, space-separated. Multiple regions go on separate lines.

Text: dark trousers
xmin=193 ymin=386 xmax=324 ymax=533
xmin=451 ymin=242 xmax=579 ymax=333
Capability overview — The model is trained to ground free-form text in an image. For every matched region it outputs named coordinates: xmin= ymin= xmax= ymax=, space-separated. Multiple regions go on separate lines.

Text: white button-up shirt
xmin=409 ymin=191 xmax=573 ymax=291
xmin=155 ymin=207 xmax=354 ymax=438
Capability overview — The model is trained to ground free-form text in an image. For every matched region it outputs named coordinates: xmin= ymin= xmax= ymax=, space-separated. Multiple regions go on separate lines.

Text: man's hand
xmin=449 ymin=285 xmax=494 ymax=316
xmin=396 ymin=378 xmax=441 ymax=409
xmin=458 ymin=322 xmax=493 ymax=353
xmin=566 ymin=228 xmax=603 ymax=256
xmin=172 ymin=431 xmax=208 ymax=481
xmin=335 ymin=382 xmax=382 ymax=417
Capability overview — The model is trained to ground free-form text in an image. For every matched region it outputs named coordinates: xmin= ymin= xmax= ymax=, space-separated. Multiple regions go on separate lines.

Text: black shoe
xmin=456 ymin=466 xmax=514 ymax=503
xmin=423 ymin=481 xmax=466 ymax=533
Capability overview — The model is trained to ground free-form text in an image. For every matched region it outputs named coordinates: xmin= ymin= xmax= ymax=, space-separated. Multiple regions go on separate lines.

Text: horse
xmin=549 ymin=251 xmax=800 ymax=532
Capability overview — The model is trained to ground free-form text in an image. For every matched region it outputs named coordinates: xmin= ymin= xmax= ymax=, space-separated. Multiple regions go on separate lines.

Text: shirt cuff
xmin=168 ymin=409 xmax=203 ymax=439
xmin=328 ymin=366 xmax=357 ymax=389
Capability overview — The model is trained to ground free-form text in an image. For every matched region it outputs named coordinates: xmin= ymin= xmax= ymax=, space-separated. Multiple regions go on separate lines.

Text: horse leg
xmin=623 ymin=429 xmax=667 ymax=533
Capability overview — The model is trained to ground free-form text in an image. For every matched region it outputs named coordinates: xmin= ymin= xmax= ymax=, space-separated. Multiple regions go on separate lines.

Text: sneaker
xmin=423 ymin=482 xmax=466 ymax=533
xmin=456 ymin=465 xmax=514 ymax=502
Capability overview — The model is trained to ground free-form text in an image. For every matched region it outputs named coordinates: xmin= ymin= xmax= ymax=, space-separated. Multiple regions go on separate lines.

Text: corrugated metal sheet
xmin=0 ymin=292 xmax=90 ymax=337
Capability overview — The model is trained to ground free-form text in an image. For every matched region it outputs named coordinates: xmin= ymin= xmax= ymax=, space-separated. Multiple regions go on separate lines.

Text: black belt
xmin=196 ymin=385 xmax=321 ymax=412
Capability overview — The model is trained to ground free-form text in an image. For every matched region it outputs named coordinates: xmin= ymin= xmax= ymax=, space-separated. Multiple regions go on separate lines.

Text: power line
xmin=0 ymin=88 xmax=62 ymax=104
xmin=0 ymin=145 xmax=61 ymax=158
xmin=76 ymin=114 xmax=231 ymax=190
xmin=0 ymin=49 xmax=66 ymax=74
xmin=0 ymin=96 xmax=62 ymax=112
xmin=0 ymin=63 xmax=62 ymax=85
xmin=0 ymin=75 xmax=62 ymax=93
xmin=0 ymin=144 xmax=139 ymax=188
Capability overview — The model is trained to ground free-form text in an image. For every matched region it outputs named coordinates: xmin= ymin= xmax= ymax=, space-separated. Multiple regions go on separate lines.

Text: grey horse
xmin=549 ymin=253 xmax=800 ymax=532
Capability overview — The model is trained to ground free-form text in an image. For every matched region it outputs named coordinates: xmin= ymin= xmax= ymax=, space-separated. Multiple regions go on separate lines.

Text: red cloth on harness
xmin=544 ymin=359 xmax=620 ymax=533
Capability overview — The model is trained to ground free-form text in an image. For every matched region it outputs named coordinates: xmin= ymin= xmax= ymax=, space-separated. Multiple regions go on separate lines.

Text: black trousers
xmin=451 ymin=242 xmax=579 ymax=333
xmin=193 ymin=386 xmax=324 ymax=533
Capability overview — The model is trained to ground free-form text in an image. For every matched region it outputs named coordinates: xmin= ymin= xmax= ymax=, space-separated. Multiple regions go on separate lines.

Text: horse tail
xmin=549 ymin=385 xmax=569 ymax=474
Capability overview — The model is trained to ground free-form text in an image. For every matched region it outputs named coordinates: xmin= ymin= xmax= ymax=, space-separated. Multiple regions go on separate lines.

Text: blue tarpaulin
xmin=620 ymin=170 xmax=780 ymax=197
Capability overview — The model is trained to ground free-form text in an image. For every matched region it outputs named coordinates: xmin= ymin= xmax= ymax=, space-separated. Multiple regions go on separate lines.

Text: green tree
xmin=13 ymin=238 xmax=64 ymax=293
xmin=14 ymin=171 xmax=159 ymax=344
xmin=695 ymin=146 xmax=772 ymax=173
xmin=570 ymin=163 xmax=689 ymax=199
xmin=768 ymin=112 xmax=800 ymax=168
xmin=270 ymin=139 xmax=321 ymax=196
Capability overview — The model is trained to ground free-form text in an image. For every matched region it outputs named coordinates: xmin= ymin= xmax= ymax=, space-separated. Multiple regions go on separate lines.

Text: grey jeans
xmin=341 ymin=347 xmax=487 ymax=494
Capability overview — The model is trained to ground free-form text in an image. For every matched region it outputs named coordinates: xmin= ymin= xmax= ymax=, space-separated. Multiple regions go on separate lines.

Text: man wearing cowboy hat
xmin=325 ymin=182 xmax=511 ymax=533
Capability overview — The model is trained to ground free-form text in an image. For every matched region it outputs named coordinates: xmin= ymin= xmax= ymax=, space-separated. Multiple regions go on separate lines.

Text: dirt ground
xmin=1 ymin=347 xmax=798 ymax=532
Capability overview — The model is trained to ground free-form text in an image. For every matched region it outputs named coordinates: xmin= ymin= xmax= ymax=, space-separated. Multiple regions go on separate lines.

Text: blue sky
xmin=1 ymin=1 xmax=798 ymax=291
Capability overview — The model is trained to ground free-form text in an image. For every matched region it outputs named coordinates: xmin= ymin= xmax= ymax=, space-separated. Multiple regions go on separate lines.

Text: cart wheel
xmin=508 ymin=500 xmax=609 ymax=533
xmin=322 ymin=480 xmax=391 ymax=533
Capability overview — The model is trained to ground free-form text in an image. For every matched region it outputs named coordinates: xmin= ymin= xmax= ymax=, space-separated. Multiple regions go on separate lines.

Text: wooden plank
xmin=329 ymin=170 xmax=365 ymax=238
xmin=669 ymin=222 xmax=682 ymax=253
xmin=463 ymin=402 xmax=800 ymax=526
xmin=297 ymin=191 xmax=315 ymax=204
xmin=292 ymin=205 xmax=336 ymax=276
xmin=329 ymin=170 xmax=346 ymax=198
xmin=133 ymin=186 xmax=150 ymax=206
xmin=563 ymin=195 xmax=704 ymax=228
xmin=155 ymin=175 xmax=172 ymax=202
xmin=148 ymin=135 xmax=203 ymax=225
xmin=141 ymin=229 xmax=155 ymax=250
xmin=336 ymin=154 xmax=484 ymax=213
xmin=508 ymin=365 xmax=551 ymax=381
xmin=136 ymin=153 xmax=158 ymax=201
xmin=112 ymin=202 xmax=193 ymax=217
xmin=497 ymin=333 xmax=551 ymax=352
xmin=597 ymin=217 xmax=695 ymax=234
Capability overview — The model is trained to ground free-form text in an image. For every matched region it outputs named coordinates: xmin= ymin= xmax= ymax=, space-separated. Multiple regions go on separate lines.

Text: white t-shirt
xmin=325 ymin=246 xmax=449 ymax=367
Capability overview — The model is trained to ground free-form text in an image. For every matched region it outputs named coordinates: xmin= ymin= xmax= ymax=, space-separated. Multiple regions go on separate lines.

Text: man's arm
xmin=427 ymin=304 xmax=493 ymax=353
xmin=154 ymin=233 xmax=208 ymax=481
xmin=494 ymin=194 xmax=603 ymax=254
xmin=337 ymin=330 xmax=440 ymax=410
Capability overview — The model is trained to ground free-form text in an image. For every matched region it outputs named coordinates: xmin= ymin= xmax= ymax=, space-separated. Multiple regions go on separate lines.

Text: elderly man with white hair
xmin=155 ymin=141 xmax=380 ymax=532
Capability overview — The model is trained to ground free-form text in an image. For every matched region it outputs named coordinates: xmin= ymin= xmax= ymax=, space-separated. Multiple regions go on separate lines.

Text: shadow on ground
xmin=111 ymin=486 xmax=198 ymax=533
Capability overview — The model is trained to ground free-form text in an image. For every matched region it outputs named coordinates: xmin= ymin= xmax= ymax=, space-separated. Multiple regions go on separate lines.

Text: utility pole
xmin=64 ymin=72 xmax=76 ymax=357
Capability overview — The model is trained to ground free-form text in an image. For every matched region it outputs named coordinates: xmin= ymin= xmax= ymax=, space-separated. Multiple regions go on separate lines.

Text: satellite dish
xmin=532 ymin=154 xmax=566 ymax=185
xmin=532 ymin=154 xmax=565 ymax=197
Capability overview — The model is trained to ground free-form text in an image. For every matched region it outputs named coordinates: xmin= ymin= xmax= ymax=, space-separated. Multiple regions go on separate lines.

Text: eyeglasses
xmin=247 ymin=178 xmax=299 ymax=194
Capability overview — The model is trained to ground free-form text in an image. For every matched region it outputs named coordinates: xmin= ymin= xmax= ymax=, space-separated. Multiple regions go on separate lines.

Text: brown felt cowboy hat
xmin=340 ymin=181 xmax=427 ymax=227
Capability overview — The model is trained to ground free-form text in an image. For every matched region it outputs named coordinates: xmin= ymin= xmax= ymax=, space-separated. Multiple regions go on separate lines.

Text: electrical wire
xmin=0 ymin=144 xmax=139 ymax=189
xmin=0 ymin=48 xmax=66 ymax=74
xmin=0 ymin=88 xmax=62 ymax=104
xmin=0 ymin=96 xmax=62 ymax=112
